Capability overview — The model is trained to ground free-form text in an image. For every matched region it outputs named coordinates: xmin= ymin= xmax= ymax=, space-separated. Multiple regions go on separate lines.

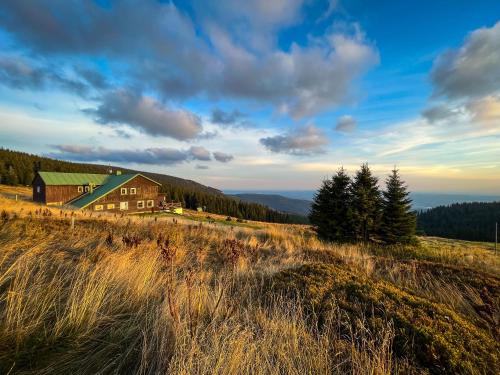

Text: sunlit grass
xmin=0 ymin=186 xmax=498 ymax=374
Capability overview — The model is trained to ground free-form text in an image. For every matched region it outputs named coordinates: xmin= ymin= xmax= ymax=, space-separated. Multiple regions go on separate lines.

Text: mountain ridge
xmin=231 ymin=193 xmax=311 ymax=217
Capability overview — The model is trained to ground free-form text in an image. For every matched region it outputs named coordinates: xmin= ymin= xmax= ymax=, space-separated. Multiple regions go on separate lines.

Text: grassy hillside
xmin=0 ymin=148 xmax=305 ymax=224
xmin=231 ymin=193 xmax=312 ymax=217
xmin=0 ymin=186 xmax=498 ymax=374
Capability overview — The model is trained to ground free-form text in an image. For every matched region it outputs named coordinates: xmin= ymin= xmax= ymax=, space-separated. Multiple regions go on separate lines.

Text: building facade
xmin=32 ymin=171 xmax=179 ymax=214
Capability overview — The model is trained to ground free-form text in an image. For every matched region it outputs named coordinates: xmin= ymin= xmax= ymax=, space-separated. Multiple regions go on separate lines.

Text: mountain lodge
xmin=32 ymin=171 xmax=182 ymax=214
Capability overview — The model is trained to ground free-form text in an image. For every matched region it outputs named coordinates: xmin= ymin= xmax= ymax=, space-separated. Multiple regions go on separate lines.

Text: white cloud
xmin=0 ymin=1 xmax=378 ymax=119
xmin=84 ymin=89 xmax=203 ymax=140
xmin=431 ymin=21 xmax=500 ymax=100
xmin=260 ymin=124 xmax=329 ymax=155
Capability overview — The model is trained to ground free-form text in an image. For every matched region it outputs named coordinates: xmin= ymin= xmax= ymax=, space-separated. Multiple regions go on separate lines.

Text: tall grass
xmin=0 ymin=193 xmax=498 ymax=374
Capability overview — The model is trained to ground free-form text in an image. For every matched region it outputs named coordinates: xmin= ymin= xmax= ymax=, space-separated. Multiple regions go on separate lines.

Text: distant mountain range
xmin=226 ymin=190 xmax=500 ymax=216
xmin=231 ymin=193 xmax=312 ymax=217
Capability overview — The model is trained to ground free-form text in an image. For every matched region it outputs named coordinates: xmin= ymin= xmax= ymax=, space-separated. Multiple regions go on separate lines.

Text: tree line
xmin=309 ymin=164 xmax=416 ymax=244
xmin=0 ymin=148 xmax=306 ymax=224
xmin=417 ymin=202 xmax=500 ymax=242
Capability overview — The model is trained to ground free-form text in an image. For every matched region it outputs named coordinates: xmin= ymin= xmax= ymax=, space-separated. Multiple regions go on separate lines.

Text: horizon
xmin=1 ymin=1 xmax=499 ymax=193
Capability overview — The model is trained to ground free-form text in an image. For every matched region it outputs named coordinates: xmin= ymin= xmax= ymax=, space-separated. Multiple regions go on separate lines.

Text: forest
xmin=417 ymin=202 xmax=500 ymax=242
xmin=0 ymin=148 xmax=307 ymax=224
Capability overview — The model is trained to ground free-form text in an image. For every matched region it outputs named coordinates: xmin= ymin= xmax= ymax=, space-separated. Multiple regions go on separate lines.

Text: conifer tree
xmin=309 ymin=178 xmax=334 ymax=241
xmin=309 ymin=167 xmax=353 ymax=242
xmin=350 ymin=163 xmax=382 ymax=242
xmin=380 ymin=168 xmax=416 ymax=244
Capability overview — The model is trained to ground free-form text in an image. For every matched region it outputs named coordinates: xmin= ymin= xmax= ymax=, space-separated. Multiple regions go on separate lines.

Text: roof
xmin=37 ymin=172 xmax=111 ymax=186
xmin=34 ymin=171 xmax=162 ymax=209
xmin=70 ymin=174 xmax=136 ymax=209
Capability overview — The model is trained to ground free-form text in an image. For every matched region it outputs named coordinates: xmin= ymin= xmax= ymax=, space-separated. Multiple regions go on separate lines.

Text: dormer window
xmin=130 ymin=188 xmax=136 ymax=195
xmin=121 ymin=188 xmax=127 ymax=195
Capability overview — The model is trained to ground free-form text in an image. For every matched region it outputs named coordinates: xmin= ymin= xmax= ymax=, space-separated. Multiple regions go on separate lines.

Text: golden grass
xmin=0 ymin=188 xmax=498 ymax=374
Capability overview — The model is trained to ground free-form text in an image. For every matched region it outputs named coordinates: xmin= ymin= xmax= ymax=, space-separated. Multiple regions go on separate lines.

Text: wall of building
xmin=87 ymin=175 xmax=161 ymax=214
xmin=45 ymin=185 xmax=91 ymax=205
xmin=32 ymin=174 xmax=46 ymax=203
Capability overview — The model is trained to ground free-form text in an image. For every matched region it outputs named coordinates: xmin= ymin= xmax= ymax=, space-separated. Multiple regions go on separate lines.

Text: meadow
xmin=0 ymin=186 xmax=498 ymax=374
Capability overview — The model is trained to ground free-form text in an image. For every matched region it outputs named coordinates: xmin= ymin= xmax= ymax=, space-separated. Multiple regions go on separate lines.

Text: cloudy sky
xmin=1 ymin=0 xmax=499 ymax=193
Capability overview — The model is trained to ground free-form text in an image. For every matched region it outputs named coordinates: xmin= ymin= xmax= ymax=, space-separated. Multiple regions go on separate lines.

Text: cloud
xmin=188 ymin=146 xmax=211 ymax=161
xmin=49 ymin=145 xmax=191 ymax=165
xmin=422 ymin=105 xmax=454 ymax=123
xmin=192 ymin=0 xmax=306 ymax=51
xmin=0 ymin=55 xmax=104 ymax=95
xmin=259 ymin=124 xmax=328 ymax=155
xmin=423 ymin=21 xmax=500 ymax=132
xmin=211 ymin=108 xmax=247 ymax=126
xmin=0 ymin=1 xmax=378 ymax=118
xmin=49 ymin=144 xmax=224 ymax=165
xmin=0 ymin=56 xmax=45 ymax=89
xmin=196 ymin=130 xmax=219 ymax=140
xmin=210 ymin=25 xmax=379 ymax=118
xmin=213 ymin=151 xmax=234 ymax=163
xmin=431 ymin=21 xmax=500 ymax=100
xmin=195 ymin=165 xmax=209 ymax=170
xmin=466 ymin=95 xmax=500 ymax=125
xmin=335 ymin=115 xmax=356 ymax=132
xmin=84 ymin=89 xmax=203 ymax=140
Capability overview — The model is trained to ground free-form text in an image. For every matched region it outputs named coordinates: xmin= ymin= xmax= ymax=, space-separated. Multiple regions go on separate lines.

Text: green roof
xmin=36 ymin=171 xmax=162 ymax=209
xmin=38 ymin=172 xmax=111 ymax=186
xmin=69 ymin=174 xmax=137 ymax=209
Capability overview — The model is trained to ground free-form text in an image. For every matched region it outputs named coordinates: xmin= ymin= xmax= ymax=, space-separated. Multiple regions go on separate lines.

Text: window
xmin=119 ymin=201 xmax=128 ymax=210
xmin=36 ymin=186 xmax=41 ymax=193
xmin=121 ymin=188 xmax=127 ymax=195
xmin=107 ymin=203 xmax=115 ymax=209
xmin=78 ymin=186 xmax=83 ymax=193
xmin=85 ymin=186 xmax=90 ymax=192
xmin=130 ymin=187 xmax=136 ymax=195
xmin=147 ymin=200 xmax=154 ymax=208
xmin=137 ymin=200 xmax=145 ymax=209
xmin=94 ymin=204 xmax=103 ymax=211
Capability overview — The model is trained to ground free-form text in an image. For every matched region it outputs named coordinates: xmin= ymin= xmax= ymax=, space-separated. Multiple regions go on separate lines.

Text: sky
xmin=0 ymin=0 xmax=499 ymax=193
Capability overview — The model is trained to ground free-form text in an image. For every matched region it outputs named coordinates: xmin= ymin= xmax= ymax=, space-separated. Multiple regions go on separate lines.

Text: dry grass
xmin=0 ymin=187 xmax=498 ymax=374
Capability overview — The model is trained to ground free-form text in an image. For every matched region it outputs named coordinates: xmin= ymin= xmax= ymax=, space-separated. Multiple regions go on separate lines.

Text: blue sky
xmin=0 ymin=1 xmax=499 ymax=193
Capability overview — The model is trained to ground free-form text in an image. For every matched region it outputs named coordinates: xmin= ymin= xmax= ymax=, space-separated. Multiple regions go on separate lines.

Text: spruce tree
xmin=380 ymin=168 xmax=416 ymax=244
xmin=309 ymin=178 xmax=334 ymax=241
xmin=350 ymin=164 xmax=382 ymax=242
xmin=309 ymin=167 xmax=352 ymax=242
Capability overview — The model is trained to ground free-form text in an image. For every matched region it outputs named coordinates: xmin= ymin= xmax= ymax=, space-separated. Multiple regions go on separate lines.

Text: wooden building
xmin=32 ymin=171 xmax=182 ymax=214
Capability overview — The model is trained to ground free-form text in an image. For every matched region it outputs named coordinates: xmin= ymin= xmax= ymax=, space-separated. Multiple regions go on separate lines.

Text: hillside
xmin=417 ymin=201 xmax=500 ymax=242
xmin=0 ymin=187 xmax=498 ymax=374
xmin=0 ymin=148 xmax=305 ymax=224
xmin=231 ymin=193 xmax=312 ymax=216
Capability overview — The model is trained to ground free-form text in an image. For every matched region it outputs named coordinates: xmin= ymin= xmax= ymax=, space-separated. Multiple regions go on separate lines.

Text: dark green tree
xmin=309 ymin=178 xmax=333 ymax=241
xmin=380 ymin=168 xmax=416 ymax=244
xmin=309 ymin=167 xmax=353 ymax=242
xmin=350 ymin=164 xmax=382 ymax=242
